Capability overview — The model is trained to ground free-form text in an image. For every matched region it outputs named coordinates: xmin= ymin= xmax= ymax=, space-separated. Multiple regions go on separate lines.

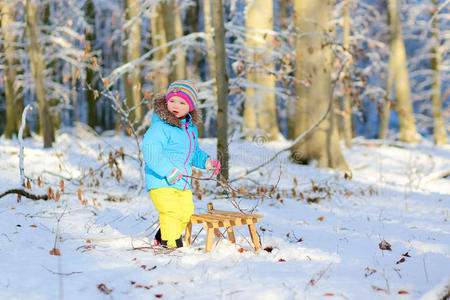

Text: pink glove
xmin=206 ymin=158 xmax=221 ymax=176
xmin=167 ymin=168 xmax=183 ymax=185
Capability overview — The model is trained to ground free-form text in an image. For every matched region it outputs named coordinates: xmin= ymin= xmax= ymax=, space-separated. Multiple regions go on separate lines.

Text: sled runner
xmin=184 ymin=203 xmax=264 ymax=253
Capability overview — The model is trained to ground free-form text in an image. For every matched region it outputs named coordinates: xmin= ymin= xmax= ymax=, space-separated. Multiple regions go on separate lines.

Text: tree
xmin=340 ymin=0 xmax=353 ymax=148
xmin=85 ymin=0 xmax=97 ymax=129
xmin=379 ymin=0 xmax=418 ymax=143
xmin=151 ymin=1 xmax=169 ymax=94
xmin=123 ymin=0 xmax=142 ymax=126
xmin=212 ymin=0 xmax=229 ymax=180
xmin=1 ymin=0 xmax=26 ymax=139
xmin=161 ymin=0 xmax=186 ymax=83
xmin=290 ymin=0 xmax=348 ymax=170
xmin=243 ymin=0 xmax=281 ymax=141
xmin=430 ymin=0 xmax=447 ymax=145
xmin=25 ymin=0 xmax=55 ymax=148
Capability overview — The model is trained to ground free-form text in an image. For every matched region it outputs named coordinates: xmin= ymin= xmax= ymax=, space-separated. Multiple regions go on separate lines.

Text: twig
xmin=42 ymin=266 xmax=82 ymax=276
xmin=423 ymin=254 xmax=429 ymax=283
xmin=0 ymin=189 xmax=48 ymax=200
xmin=19 ymin=105 xmax=32 ymax=187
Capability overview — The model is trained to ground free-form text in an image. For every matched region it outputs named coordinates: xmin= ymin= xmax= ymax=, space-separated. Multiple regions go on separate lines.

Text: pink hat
xmin=166 ymin=80 xmax=199 ymax=112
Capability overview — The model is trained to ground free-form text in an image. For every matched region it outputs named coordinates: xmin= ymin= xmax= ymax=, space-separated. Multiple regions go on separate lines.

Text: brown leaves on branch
xmin=378 ymin=240 xmax=392 ymax=251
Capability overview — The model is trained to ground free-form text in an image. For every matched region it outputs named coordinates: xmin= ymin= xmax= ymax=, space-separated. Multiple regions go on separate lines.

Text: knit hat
xmin=166 ymin=80 xmax=199 ymax=112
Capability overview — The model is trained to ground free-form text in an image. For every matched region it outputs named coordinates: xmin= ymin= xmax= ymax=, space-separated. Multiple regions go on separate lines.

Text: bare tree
xmin=291 ymin=0 xmax=348 ymax=170
xmin=379 ymin=0 xmax=418 ymax=142
xmin=123 ymin=0 xmax=142 ymax=125
xmin=243 ymin=0 xmax=282 ymax=141
xmin=1 ymin=0 xmax=26 ymax=139
xmin=430 ymin=0 xmax=448 ymax=145
xmin=25 ymin=0 xmax=55 ymax=148
xmin=212 ymin=0 xmax=229 ymax=180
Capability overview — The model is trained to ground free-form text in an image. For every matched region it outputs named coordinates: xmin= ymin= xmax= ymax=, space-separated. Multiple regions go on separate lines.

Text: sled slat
xmin=185 ymin=203 xmax=263 ymax=253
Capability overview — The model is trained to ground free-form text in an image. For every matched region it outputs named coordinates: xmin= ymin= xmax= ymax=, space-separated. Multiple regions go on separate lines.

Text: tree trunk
xmin=25 ymin=0 xmax=55 ymax=148
xmin=151 ymin=2 xmax=169 ymax=94
xmin=204 ymin=0 xmax=217 ymax=93
xmin=382 ymin=0 xmax=418 ymax=143
xmin=212 ymin=0 xmax=229 ymax=180
xmin=280 ymin=0 xmax=295 ymax=140
xmin=85 ymin=0 xmax=97 ymax=129
xmin=161 ymin=0 xmax=186 ymax=83
xmin=430 ymin=0 xmax=447 ymax=145
xmin=243 ymin=0 xmax=281 ymax=141
xmin=291 ymin=0 xmax=348 ymax=170
xmin=123 ymin=0 xmax=142 ymax=126
xmin=2 ymin=1 xmax=26 ymax=138
xmin=341 ymin=0 xmax=353 ymax=148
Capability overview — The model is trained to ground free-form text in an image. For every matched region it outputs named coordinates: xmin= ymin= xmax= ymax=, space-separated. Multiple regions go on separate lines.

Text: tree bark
xmin=243 ymin=0 xmax=281 ymax=141
xmin=85 ymin=0 xmax=97 ymax=129
xmin=25 ymin=0 xmax=55 ymax=148
xmin=123 ymin=0 xmax=142 ymax=126
xmin=212 ymin=0 xmax=229 ymax=180
xmin=430 ymin=0 xmax=447 ymax=145
xmin=341 ymin=0 xmax=353 ymax=148
xmin=291 ymin=0 xmax=348 ymax=170
xmin=151 ymin=2 xmax=169 ymax=94
xmin=161 ymin=0 xmax=186 ymax=83
xmin=380 ymin=0 xmax=418 ymax=143
xmin=1 ymin=1 xmax=26 ymax=139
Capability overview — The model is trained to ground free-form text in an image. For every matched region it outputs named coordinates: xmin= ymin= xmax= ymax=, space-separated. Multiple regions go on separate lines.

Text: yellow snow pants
xmin=149 ymin=187 xmax=194 ymax=247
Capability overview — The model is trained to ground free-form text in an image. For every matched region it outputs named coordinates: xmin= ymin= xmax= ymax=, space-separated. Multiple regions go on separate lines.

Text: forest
xmin=0 ymin=0 xmax=449 ymax=299
xmin=1 ymin=0 xmax=448 ymax=168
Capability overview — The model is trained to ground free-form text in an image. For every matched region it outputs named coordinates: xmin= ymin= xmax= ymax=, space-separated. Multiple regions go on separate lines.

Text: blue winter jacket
xmin=142 ymin=98 xmax=210 ymax=191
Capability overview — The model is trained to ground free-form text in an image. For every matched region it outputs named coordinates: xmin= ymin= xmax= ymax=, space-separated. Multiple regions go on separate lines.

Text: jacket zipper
xmin=182 ymin=122 xmax=192 ymax=190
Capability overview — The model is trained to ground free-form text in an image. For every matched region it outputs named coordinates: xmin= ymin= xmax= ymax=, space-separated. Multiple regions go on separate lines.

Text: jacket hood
xmin=153 ymin=94 xmax=201 ymax=128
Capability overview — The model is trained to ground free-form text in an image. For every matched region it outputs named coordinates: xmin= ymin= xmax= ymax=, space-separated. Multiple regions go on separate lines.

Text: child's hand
xmin=167 ymin=168 xmax=183 ymax=185
xmin=205 ymin=158 xmax=221 ymax=176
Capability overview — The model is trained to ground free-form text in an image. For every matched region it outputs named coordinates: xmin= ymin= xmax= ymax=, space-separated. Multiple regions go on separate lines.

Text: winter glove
xmin=167 ymin=168 xmax=183 ymax=185
xmin=205 ymin=158 xmax=221 ymax=176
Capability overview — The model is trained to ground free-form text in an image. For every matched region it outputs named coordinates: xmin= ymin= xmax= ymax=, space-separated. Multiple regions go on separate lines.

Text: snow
xmin=0 ymin=129 xmax=449 ymax=299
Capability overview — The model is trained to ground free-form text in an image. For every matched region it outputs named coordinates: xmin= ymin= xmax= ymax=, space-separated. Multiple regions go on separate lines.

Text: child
xmin=142 ymin=80 xmax=220 ymax=248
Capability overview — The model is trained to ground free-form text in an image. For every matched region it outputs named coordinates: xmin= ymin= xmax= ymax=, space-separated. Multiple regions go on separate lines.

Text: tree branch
xmin=0 ymin=189 xmax=48 ymax=201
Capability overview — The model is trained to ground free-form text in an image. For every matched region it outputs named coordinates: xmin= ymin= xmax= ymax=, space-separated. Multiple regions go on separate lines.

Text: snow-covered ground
xmin=0 ymin=128 xmax=449 ymax=300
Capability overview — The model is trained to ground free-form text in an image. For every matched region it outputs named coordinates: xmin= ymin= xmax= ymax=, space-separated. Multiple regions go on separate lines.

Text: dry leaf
xmin=59 ymin=180 xmax=65 ymax=193
xmin=323 ymin=293 xmax=335 ymax=296
xmin=49 ymin=248 xmax=61 ymax=256
xmin=379 ymin=240 xmax=392 ymax=251
xmin=103 ymin=78 xmax=109 ymax=87
xmin=278 ymin=258 xmax=286 ymax=262
xmin=398 ymin=290 xmax=409 ymax=294
xmin=396 ymin=257 xmax=406 ymax=264
xmin=97 ymin=283 xmax=113 ymax=295
xmin=402 ymin=252 xmax=411 ymax=257
xmin=317 ymin=216 xmax=324 ymax=221
xmin=55 ymin=191 xmax=61 ymax=202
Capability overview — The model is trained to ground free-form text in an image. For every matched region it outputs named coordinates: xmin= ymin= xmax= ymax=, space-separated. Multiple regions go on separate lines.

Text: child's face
xmin=167 ymin=96 xmax=190 ymax=118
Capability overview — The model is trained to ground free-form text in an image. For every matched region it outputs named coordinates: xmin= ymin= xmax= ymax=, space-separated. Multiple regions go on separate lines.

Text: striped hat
xmin=166 ymin=80 xmax=199 ymax=112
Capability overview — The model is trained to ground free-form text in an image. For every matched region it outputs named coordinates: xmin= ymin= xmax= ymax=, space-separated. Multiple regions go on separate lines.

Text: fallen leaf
xmin=238 ymin=248 xmax=244 ymax=253
xmin=264 ymin=246 xmax=273 ymax=253
xmin=371 ymin=285 xmax=388 ymax=293
xmin=398 ymin=290 xmax=409 ymax=294
xmin=97 ymin=283 xmax=113 ymax=295
xmin=30 ymin=225 xmax=37 ymax=228
xmin=278 ymin=258 xmax=286 ymax=262
xmin=379 ymin=240 xmax=392 ymax=251
xmin=155 ymin=294 xmax=163 ymax=298
xmin=49 ymin=248 xmax=61 ymax=256
xmin=317 ymin=216 xmax=324 ymax=221
xmin=396 ymin=257 xmax=406 ymax=264
xmin=402 ymin=252 xmax=411 ymax=257
xmin=324 ymin=293 xmax=335 ymax=296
